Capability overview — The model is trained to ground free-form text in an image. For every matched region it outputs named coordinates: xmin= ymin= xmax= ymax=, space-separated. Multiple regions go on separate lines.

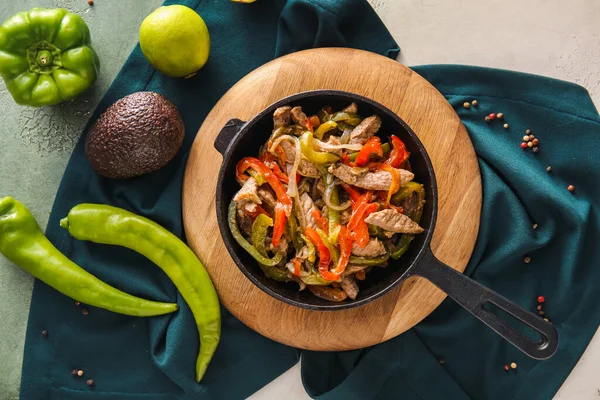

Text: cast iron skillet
xmin=213 ymin=90 xmax=558 ymax=359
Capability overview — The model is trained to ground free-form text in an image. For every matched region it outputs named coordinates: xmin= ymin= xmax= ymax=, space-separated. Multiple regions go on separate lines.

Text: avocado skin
xmin=85 ymin=92 xmax=185 ymax=179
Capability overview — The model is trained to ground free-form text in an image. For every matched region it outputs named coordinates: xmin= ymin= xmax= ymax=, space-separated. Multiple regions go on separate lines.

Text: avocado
xmin=85 ymin=92 xmax=185 ymax=179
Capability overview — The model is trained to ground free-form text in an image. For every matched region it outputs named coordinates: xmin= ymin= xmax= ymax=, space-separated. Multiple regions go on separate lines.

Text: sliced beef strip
xmin=300 ymin=192 xmax=318 ymax=229
xmin=280 ymin=140 xmax=320 ymax=178
xmin=351 ymin=238 xmax=387 ymax=257
xmin=343 ymin=265 xmax=370 ymax=277
xmin=343 ymin=102 xmax=358 ymax=114
xmin=364 ymin=208 xmax=424 ymax=234
xmin=329 ymin=163 xmax=414 ymax=191
xmin=257 ymin=186 xmax=277 ymax=212
xmin=273 ymin=106 xmax=292 ymax=129
xmin=341 ymin=275 xmax=359 ymax=300
xmin=291 ymin=106 xmax=309 ymax=129
xmin=349 ymin=115 xmax=381 ymax=145
xmin=236 ymin=208 xmax=253 ymax=238
xmin=233 ymin=177 xmax=261 ymax=206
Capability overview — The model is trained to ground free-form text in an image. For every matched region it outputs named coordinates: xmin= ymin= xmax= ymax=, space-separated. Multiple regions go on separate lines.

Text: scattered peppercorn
xmin=77 ymin=370 xmax=84 ymax=377
xmin=568 ymin=185 xmax=575 ymax=192
xmin=526 ymin=129 xmax=532 ymax=135
xmin=537 ymin=305 xmax=542 ymax=311
xmin=524 ymin=256 xmax=531 ymax=263
xmin=520 ymin=142 xmax=527 ymax=149
xmin=82 ymin=308 xmax=89 ymax=316
xmin=87 ymin=379 xmax=94 ymax=387
xmin=471 ymin=100 xmax=478 ymax=106
xmin=439 ymin=358 xmax=446 ymax=365
xmin=504 ymin=365 xmax=509 ymax=371
xmin=532 ymin=147 xmax=539 ymax=153
xmin=537 ymin=296 xmax=545 ymax=303
xmin=527 ymin=141 xmax=533 ymax=148
xmin=71 ymin=369 xmax=78 ymax=377
xmin=503 ymin=123 xmax=509 ymax=129
xmin=533 ymin=223 xmax=538 ymax=229
xmin=463 ymin=102 xmax=470 ymax=109
xmin=538 ymin=310 xmax=544 ymax=316
xmin=485 ymin=116 xmax=491 ymax=123
xmin=497 ymin=113 xmax=504 ymax=119
xmin=41 ymin=330 xmax=48 ymax=337
xmin=88 ymin=0 xmax=94 ymax=5
xmin=488 ymin=113 xmax=496 ymax=120
xmin=529 ymin=134 xmax=535 ymax=140
xmin=544 ymin=318 xmax=550 ymax=322
xmin=523 ymin=135 xmax=530 ymax=142
xmin=75 ymin=301 xmax=81 ymax=306
xmin=532 ymin=138 xmax=539 ymax=146
xmin=546 ymin=166 xmax=552 ymax=173
xmin=510 ymin=362 xmax=517 ymax=369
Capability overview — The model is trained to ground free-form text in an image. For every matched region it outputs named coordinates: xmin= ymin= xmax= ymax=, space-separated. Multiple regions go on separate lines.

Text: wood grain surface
xmin=182 ymin=48 xmax=482 ymax=351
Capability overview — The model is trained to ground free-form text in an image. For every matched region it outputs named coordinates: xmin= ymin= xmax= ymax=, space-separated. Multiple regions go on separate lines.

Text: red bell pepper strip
xmin=385 ymin=135 xmax=409 ymax=168
xmin=340 ymin=183 xmax=362 ymax=203
xmin=236 ymin=157 xmax=292 ymax=246
xmin=355 ymin=137 xmax=383 ymax=166
xmin=347 ymin=191 xmax=373 ymax=231
xmin=305 ymin=227 xmax=331 ymax=279
xmin=292 ymin=257 xmax=302 ymax=277
xmin=243 ymin=204 xmax=269 ymax=220
xmin=311 ymin=209 xmax=328 ymax=233
xmin=316 ymin=226 xmax=352 ymax=281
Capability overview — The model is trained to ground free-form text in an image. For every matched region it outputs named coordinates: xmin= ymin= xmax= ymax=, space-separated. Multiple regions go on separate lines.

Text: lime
xmin=139 ymin=5 xmax=210 ymax=78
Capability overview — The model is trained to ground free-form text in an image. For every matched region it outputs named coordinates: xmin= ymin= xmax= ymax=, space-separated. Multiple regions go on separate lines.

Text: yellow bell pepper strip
xmin=355 ymin=137 xmax=384 ymax=166
xmin=0 ymin=197 xmax=178 ymax=317
xmin=227 ymin=200 xmax=283 ymax=267
xmin=252 ymin=214 xmax=289 ymax=282
xmin=236 ymin=157 xmax=292 ymax=246
xmin=300 ymin=131 xmax=340 ymax=165
xmin=384 ymin=135 xmax=410 ymax=168
xmin=390 ymin=182 xmax=425 ymax=260
xmin=314 ymin=121 xmax=338 ymax=140
xmin=300 ymin=233 xmax=316 ymax=263
xmin=378 ymin=164 xmax=401 ymax=208
xmin=60 ymin=203 xmax=220 ymax=383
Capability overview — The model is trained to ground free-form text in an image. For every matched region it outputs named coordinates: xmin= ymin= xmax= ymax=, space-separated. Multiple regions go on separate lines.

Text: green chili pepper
xmin=331 ymin=112 xmax=361 ymax=126
xmin=390 ymin=182 xmax=425 ymax=260
xmin=0 ymin=197 xmax=178 ymax=317
xmin=314 ymin=121 xmax=338 ymax=140
xmin=228 ymin=200 xmax=283 ymax=266
xmin=348 ymin=142 xmax=391 ymax=162
xmin=349 ymin=253 xmax=390 ymax=266
xmin=60 ymin=203 xmax=220 ymax=383
xmin=252 ymin=214 xmax=289 ymax=282
xmin=0 ymin=8 xmax=100 ymax=107
xmin=300 ymin=131 xmax=340 ymax=165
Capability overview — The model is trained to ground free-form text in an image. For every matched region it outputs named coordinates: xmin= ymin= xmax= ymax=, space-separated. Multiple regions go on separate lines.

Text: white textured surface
xmin=251 ymin=0 xmax=600 ymax=399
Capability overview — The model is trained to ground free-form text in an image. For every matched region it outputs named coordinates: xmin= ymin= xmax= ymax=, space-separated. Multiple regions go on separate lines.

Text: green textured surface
xmin=0 ymin=1 xmax=162 ymax=398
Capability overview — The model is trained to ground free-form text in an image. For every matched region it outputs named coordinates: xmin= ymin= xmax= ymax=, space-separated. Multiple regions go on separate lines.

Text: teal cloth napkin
xmin=19 ymin=1 xmax=600 ymax=400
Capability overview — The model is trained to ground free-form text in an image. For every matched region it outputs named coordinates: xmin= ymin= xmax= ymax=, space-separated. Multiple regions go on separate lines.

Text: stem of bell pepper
xmin=355 ymin=137 xmax=384 ymax=166
xmin=228 ymin=200 xmax=283 ymax=267
xmin=236 ymin=157 xmax=292 ymax=246
xmin=299 ymin=132 xmax=340 ymax=165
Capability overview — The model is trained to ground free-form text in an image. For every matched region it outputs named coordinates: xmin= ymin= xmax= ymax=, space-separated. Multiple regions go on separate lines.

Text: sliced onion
xmin=325 ymin=183 xmax=352 ymax=211
xmin=269 ymin=135 xmax=301 ymax=198
xmin=313 ymin=137 xmax=362 ymax=152
xmin=340 ymin=129 xmax=352 ymax=144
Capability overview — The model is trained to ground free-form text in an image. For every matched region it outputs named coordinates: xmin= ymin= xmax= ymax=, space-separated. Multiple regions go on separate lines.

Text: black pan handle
xmin=409 ymin=248 xmax=558 ymax=359
xmin=214 ymin=118 xmax=246 ymax=155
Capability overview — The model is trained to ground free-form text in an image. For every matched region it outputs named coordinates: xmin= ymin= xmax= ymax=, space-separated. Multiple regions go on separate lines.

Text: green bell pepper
xmin=331 ymin=111 xmax=361 ymax=126
xmin=348 ymin=253 xmax=390 ymax=266
xmin=300 ymin=131 xmax=340 ymax=165
xmin=390 ymin=182 xmax=426 ymax=260
xmin=0 ymin=8 xmax=100 ymax=107
xmin=251 ymin=214 xmax=289 ymax=281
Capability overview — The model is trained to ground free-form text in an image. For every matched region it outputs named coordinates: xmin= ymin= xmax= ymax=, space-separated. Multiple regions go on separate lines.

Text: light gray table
xmin=0 ymin=1 xmax=598 ymax=399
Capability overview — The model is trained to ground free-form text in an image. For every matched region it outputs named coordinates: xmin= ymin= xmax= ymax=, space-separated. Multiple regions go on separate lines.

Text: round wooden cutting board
xmin=182 ymin=48 xmax=481 ymax=351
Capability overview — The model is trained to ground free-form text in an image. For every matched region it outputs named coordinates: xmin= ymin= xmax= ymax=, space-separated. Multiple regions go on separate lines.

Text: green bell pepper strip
xmin=0 ymin=197 xmax=178 ymax=317
xmin=317 ymin=108 xmax=331 ymax=123
xmin=300 ymin=274 xmax=333 ymax=286
xmin=390 ymin=182 xmax=426 ymax=260
xmin=60 ymin=203 xmax=220 ymax=383
xmin=252 ymin=214 xmax=289 ymax=282
xmin=324 ymin=174 xmax=341 ymax=244
xmin=300 ymin=131 xmax=340 ymax=165
xmin=314 ymin=121 xmax=338 ymax=140
xmin=227 ymin=200 xmax=282 ymax=266
xmin=348 ymin=142 xmax=391 ymax=162
xmin=0 ymin=8 xmax=100 ymax=107
xmin=349 ymin=253 xmax=390 ymax=266
xmin=331 ymin=111 xmax=361 ymax=126
xmin=247 ymin=169 xmax=266 ymax=186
